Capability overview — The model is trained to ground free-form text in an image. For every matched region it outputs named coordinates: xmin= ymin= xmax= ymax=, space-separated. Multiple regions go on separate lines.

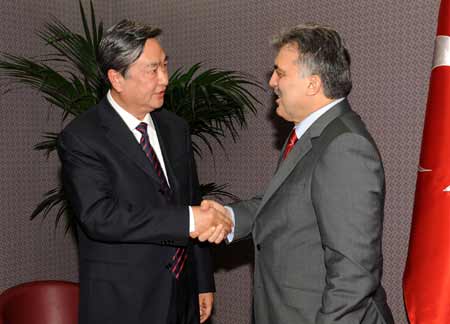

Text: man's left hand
xmin=198 ymin=292 xmax=214 ymax=323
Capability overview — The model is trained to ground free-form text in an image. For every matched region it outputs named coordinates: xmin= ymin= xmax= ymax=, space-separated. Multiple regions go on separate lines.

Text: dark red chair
xmin=0 ymin=280 xmax=79 ymax=324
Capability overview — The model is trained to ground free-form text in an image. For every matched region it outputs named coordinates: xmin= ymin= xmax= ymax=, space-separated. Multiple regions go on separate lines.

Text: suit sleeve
xmin=311 ymin=133 xmax=385 ymax=324
xmin=229 ymin=194 xmax=263 ymax=241
xmin=57 ymin=130 xmax=190 ymax=245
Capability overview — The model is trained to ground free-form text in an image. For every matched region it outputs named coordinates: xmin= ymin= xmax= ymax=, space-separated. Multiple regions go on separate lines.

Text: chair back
xmin=0 ymin=280 xmax=79 ymax=324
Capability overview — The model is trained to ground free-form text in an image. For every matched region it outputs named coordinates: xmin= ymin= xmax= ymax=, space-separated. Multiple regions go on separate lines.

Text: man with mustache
xmin=203 ymin=23 xmax=394 ymax=323
xmin=57 ymin=19 xmax=232 ymax=324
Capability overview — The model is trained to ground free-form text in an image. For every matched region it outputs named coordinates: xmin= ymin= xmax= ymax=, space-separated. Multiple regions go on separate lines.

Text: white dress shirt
xmin=107 ymin=91 xmax=170 ymax=184
xmin=107 ymin=91 xmax=196 ymax=232
xmin=293 ymin=98 xmax=345 ymax=141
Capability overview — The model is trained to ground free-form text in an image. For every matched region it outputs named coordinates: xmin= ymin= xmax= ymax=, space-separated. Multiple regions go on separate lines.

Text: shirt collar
xmin=107 ymin=90 xmax=151 ymax=131
xmin=294 ymin=97 xmax=345 ymax=140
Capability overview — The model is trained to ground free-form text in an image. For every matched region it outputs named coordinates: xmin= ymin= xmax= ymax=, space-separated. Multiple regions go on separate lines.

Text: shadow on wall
xmin=267 ymin=96 xmax=292 ymax=151
xmin=212 ymin=239 xmax=254 ymax=271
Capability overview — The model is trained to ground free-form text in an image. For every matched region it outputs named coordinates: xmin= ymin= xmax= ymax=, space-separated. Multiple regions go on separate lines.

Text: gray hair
xmin=98 ymin=19 xmax=161 ymax=82
xmin=272 ymin=23 xmax=352 ymax=99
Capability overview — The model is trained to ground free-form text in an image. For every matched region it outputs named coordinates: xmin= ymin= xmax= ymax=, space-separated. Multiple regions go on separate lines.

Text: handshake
xmin=190 ymin=200 xmax=233 ymax=244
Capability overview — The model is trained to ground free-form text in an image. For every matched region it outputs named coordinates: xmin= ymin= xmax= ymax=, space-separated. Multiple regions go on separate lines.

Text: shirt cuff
xmin=188 ymin=206 xmax=195 ymax=233
xmin=224 ymin=206 xmax=235 ymax=243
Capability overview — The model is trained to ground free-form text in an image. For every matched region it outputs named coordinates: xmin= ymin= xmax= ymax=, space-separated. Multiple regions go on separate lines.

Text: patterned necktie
xmin=282 ymin=128 xmax=298 ymax=160
xmin=136 ymin=122 xmax=170 ymax=194
xmin=136 ymin=122 xmax=186 ymax=279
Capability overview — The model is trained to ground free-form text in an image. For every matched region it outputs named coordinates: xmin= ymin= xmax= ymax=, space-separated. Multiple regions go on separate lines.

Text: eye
xmin=276 ymin=70 xmax=285 ymax=78
xmin=144 ymin=66 xmax=158 ymax=76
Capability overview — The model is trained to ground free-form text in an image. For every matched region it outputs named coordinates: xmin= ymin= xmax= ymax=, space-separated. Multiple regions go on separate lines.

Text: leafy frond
xmin=33 ymin=132 xmax=59 ymax=158
xmin=0 ymin=53 xmax=98 ymax=116
xmin=30 ymin=187 xmax=66 ymax=222
xmin=37 ymin=1 xmax=107 ymax=100
xmin=200 ymin=183 xmax=240 ymax=202
xmin=29 ymin=186 xmax=74 ymax=233
xmin=163 ymin=63 xmax=264 ymax=157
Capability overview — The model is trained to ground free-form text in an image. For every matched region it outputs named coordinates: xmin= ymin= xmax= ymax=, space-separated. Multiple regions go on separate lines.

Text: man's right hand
xmin=191 ymin=204 xmax=233 ymax=243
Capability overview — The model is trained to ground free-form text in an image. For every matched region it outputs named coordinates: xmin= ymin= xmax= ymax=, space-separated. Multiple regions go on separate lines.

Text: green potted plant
xmin=0 ymin=1 xmax=262 ymax=229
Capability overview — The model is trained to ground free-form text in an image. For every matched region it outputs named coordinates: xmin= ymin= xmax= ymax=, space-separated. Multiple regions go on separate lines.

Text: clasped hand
xmin=190 ymin=200 xmax=233 ymax=244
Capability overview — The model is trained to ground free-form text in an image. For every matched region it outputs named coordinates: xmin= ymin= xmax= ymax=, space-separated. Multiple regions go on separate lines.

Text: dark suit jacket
xmin=57 ymin=97 xmax=215 ymax=324
xmin=232 ymin=100 xmax=394 ymax=324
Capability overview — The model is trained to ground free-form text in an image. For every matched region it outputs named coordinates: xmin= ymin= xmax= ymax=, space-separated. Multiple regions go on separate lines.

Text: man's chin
xmin=150 ymin=99 xmax=164 ymax=110
xmin=275 ymin=106 xmax=288 ymax=120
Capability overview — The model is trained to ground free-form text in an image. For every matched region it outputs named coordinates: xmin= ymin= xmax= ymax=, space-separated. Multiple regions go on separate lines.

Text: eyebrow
xmin=274 ymin=64 xmax=285 ymax=73
xmin=147 ymin=57 xmax=169 ymax=68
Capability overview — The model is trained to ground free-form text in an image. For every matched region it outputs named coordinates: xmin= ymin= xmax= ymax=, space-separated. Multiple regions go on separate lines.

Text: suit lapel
xmin=151 ymin=110 xmax=180 ymax=193
xmin=97 ymin=98 xmax=162 ymax=184
xmin=256 ymin=99 xmax=351 ymax=214
xmin=260 ymin=136 xmax=311 ymax=209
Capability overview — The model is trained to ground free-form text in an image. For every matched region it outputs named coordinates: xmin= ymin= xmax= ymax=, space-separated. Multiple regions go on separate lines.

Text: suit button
xmin=256 ymin=244 xmax=261 ymax=251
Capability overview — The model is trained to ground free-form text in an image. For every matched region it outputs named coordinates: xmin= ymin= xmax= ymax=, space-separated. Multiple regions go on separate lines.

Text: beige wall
xmin=1 ymin=1 xmax=441 ymax=323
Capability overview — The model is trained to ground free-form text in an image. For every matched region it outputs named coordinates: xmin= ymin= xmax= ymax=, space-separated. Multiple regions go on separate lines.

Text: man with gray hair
xmin=58 ymin=19 xmax=232 ymax=324
xmin=202 ymin=23 xmax=394 ymax=323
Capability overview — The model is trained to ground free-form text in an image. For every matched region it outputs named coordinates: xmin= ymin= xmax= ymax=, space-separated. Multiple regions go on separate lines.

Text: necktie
xmin=136 ymin=122 xmax=186 ymax=279
xmin=282 ymin=128 xmax=298 ymax=160
xmin=136 ymin=122 xmax=170 ymax=194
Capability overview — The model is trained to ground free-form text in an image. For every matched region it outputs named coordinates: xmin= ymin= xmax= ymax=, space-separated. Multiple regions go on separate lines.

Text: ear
xmin=107 ymin=69 xmax=125 ymax=92
xmin=306 ymin=75 xmax=322 ymax=96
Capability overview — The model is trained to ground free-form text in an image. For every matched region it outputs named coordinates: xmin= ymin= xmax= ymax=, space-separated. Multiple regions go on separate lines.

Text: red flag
xmin=403 ymin=0 xmax=450 ymax=323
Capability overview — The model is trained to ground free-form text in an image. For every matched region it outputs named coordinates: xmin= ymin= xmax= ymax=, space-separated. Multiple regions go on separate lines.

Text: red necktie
xmin=282 ymin=129 xmax=298 ymax=160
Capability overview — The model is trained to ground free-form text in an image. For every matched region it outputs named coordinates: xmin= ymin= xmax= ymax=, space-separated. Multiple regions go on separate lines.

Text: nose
xmin=269 ymin=71 xmax=278 ymax=89
xmin=158 ymin=68 xmax=169 ymax=87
